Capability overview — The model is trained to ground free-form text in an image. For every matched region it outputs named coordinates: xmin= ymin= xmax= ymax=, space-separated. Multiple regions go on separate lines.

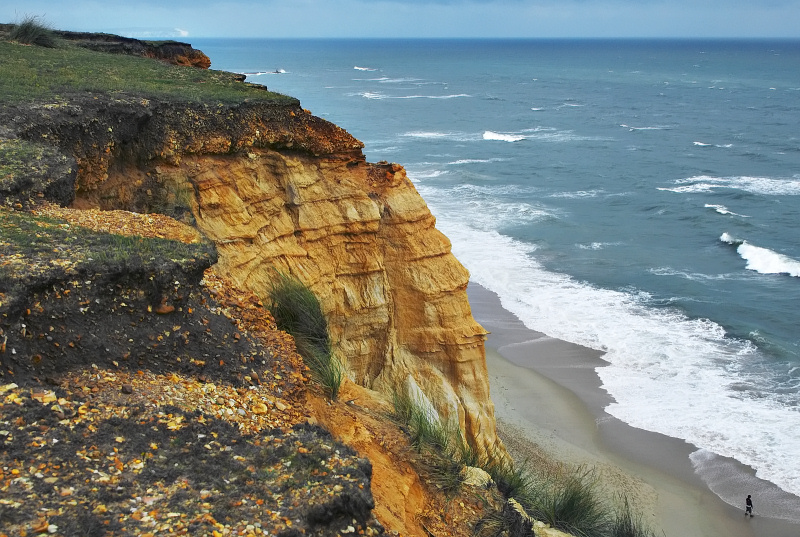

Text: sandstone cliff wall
xmin=7 ymin=94 xmax=501 ymax=454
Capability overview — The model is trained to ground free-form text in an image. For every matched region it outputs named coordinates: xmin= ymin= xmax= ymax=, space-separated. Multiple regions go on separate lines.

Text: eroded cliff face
xmin=7 ymin=93 xmax=500 ymax=454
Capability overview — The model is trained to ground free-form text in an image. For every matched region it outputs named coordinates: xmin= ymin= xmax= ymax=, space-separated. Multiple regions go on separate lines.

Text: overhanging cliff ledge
xmin=0 ymin=37 xmax=501 ymax=456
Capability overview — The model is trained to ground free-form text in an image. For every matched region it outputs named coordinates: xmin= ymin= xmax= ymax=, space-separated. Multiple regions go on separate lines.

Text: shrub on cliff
xmin=268 ymin=273 xmax=343 ymax=400
xmin=8 ymin=15 xmax=59 ymax=48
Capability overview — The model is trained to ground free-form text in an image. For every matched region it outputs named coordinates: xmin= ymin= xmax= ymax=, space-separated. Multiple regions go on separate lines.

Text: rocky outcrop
xmin=3 ymin=85 xmax=500 ymax=456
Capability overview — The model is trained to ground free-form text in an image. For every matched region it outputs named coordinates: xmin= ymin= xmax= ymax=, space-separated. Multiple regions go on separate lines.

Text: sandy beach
xmin=468 ymin=283 xmax=800 ymax=537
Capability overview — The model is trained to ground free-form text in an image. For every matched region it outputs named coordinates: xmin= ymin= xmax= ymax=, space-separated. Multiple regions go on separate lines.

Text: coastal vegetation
xmin=0 ymin=23 xmax=295 ymax=104
xmin=268 ymin=273 xmax=344 ymax=401
xmin=390 ymin=390 xmax=482 ymax=496
xmin=6 ymin=15 xmax=59 ymax=48
xmin=390 ymin=392 xmax=659 ymax=536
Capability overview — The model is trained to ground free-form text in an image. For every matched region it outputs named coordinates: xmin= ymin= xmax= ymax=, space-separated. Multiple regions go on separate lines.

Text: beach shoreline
xmin=468 ymin=282 xmax=800 ymax=537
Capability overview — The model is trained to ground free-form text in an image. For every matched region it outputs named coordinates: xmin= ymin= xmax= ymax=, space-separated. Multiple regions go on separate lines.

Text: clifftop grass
xmin=0 ymin=38 xmax=296 ymax=105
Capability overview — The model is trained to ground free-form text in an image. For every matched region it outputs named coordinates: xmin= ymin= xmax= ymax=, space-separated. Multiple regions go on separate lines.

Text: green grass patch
xmin=0 ymin=38 xmax=297 ymax=105
xmin=268 ymin=273 xmax=343 ymax=400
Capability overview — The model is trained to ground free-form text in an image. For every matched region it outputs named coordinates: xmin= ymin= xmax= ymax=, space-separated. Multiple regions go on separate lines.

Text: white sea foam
xmin=690 ymin=449 xmax=800 ymax=521
xmin=415 ymin=182 xmax=557 ymax=230
xmin=693 ymin=141 xmax=733 ymax=148
xmin=530 ymin=107 xmax=545 ymax=111
xmin=483 ymin=131 xmax=526 ymax=142
xmin=577 ymin=242 xmax=619 ymax=250
xmin=373 ymin=77 xmax=422 ymax=83
xmin=355 ymin=91 xmax=387 ymax=100
xmin=396 ymin=94 xmax=470 ymax=99
xmin=649 ymin=267 xmax=738 ymax=281
xmin=550 ymin=190 xmax=604 ymax=199
xmin=705 ymin=204 xmax=750 ymax=217
xmin=415 ymin=197 xmax=800 ymax=500
xmin=720 ymin=234 xmax=800 ymax=277
xmin=446 ymin=158 xmax=506 ymax=166
xmin=350 ymin=90 xmax=468 ymax=100
xmin=659 ymin=175 xmax=800 ymax=196
xmin=407 ymin=169 xmax=449 ymax=180
xmin=403 ymin=131 xmax=481 ymax=143
xmin=353 ymin=66 xmax=376 ymax=71
xmin=620 ymin=124 xmax=672 ymax=131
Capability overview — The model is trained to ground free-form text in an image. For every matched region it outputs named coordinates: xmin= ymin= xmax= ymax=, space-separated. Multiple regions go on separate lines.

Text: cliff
xmin=0 ymin=41 xmax=500 ymax=458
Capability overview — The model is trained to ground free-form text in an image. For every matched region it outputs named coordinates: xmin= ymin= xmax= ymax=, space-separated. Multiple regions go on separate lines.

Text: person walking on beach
xmin=745 ymin=495 xmax=754 ymax=517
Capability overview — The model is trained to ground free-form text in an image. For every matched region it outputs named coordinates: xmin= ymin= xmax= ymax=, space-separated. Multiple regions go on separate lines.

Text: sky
xmin=3 ymin=0 xmax=800 ymax=39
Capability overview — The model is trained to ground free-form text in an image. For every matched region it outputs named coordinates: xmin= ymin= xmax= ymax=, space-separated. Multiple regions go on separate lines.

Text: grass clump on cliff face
xmin=0 ymin=34 xmax=297 ymax=105
xmin=8 ymin=15 xmax=59 ymax=48
xmin=391 ymin=391 xmax=481 ymax=496
xmin=268 ymin=273 xmax=344 ymax=401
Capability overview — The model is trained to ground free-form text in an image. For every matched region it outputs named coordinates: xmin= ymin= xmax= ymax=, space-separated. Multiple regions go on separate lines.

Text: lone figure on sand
xmin=745 ymin=495 xmax=754 ymax=517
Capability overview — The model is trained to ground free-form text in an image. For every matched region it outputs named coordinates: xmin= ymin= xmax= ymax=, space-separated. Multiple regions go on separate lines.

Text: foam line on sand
xmin=468 ymin=282 xmax=800 ymax=537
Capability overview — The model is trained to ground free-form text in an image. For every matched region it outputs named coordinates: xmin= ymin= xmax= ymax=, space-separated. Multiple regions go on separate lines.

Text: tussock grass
xmin=522 ymin=465 xmax=609 ymax=537
xmin=390 ymin=391 xmax=477 ymax=496
xmin=610 ymin=495 xmax=660 ymax=537
xmin=474 ymin=501 xmax=535 ymax=537
xmin=268 ymin=273 xmax=343 ymax=400
xmin=483 ymin=454 xmax=535 ymax=501
xmin=8 ymin=15 xmax=59 ymax=48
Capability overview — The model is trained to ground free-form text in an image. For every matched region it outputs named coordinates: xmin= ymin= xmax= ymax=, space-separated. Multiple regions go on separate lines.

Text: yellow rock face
xmin=167 ymin=149 xmax=500 ymax=454
xmin=66 ymin=98 xmax=501 ymax=455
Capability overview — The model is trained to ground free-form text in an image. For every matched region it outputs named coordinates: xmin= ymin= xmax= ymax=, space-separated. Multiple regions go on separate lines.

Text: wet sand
xmin=469 ymin=283 xmax=800 ymax=537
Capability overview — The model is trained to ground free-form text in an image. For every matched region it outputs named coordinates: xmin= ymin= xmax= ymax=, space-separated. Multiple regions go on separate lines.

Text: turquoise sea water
xmin=194 ymin=38 xmax=800 ymax=515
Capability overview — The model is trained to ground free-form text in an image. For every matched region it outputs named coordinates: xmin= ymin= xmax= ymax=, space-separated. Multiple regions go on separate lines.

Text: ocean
xmin=193 ymin=38 xmax=800 ymax=517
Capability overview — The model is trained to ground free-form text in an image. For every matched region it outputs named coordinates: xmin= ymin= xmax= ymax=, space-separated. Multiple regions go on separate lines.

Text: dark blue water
xmin=194 ymin=38 xmax=800 ymax=507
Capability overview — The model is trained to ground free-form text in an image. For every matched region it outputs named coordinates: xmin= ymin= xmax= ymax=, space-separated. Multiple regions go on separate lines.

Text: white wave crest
xmin=483 ymin=131 xmax=526 ymax=142
xmin=446 ymin=158 xmax=506 ymax=166
xmin=403 ymin=131 xmax=481 ymax=142
xmin=705 ymin=204 xmax=750 ymax=217
xmin=353 ymin=66 xmax=376 ymax=71
xmin=659 ymin=175 xmax=800 ymax=196
xmin=693 ymin=141 xmax=733 ymax=148
xmin=720 ymin=234 xmax=800 ymax=277
xmin=354 ymin=91 xmax=387 ymax=100
xmin=351 ymin=91 xmax=468 ymax=100
xmin=396 ymin=94 xmax=470 ymax=99
xmin=620 ymin=124 xmax=672 ymax=131
xmin=550 ymin=190 xmax=604 ymax=199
